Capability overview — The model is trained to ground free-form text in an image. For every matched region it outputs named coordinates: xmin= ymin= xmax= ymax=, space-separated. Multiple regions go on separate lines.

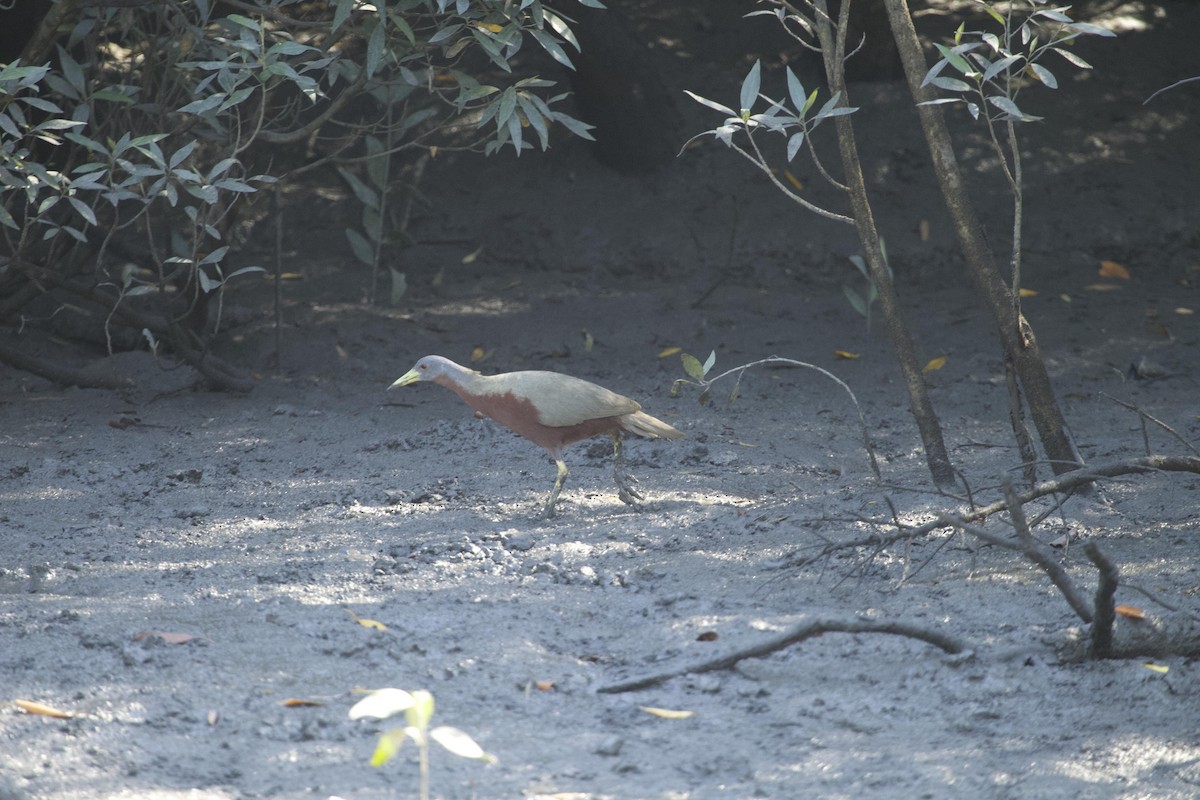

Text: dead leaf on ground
xmin=345 ymin=609 xmax=388 ymax=631
xmin=1115 ymin=604 xmax=1145 ymax=620
xmin=697 ymin=631 xmax=719 ymax=642
xmin=1085 ymin=283 xmax=1121 ymax=292
xmin=834 ymin=350 xmax=859 ymax=360
xmin=15 ymin=699 xmax=78 ymax=719
xmin=1142 ymin=662 xmax=1169 ymax=674
xmin=1098 ymin=260 xmax=1131 ymax=279
xmin=281 ymin=698 xmax=325 ymax=708
xmin=923 ymin=356 xmax=947 ymax=373
xmin=640 ymin=706 xmax=695 ymax=719
xmin=657 ymin=346 xmax=682 ymax=358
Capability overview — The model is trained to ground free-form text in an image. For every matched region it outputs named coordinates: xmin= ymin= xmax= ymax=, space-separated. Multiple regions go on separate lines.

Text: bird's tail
xmin=622 ymin=410 xmax=684 ymax=440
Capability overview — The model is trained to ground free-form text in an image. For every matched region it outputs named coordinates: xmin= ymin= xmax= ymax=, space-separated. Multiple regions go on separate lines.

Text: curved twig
xmin=597 ymin=615 xmax=966 ymax=694
xmin=678 ymin=356 xmax=882 ymax=481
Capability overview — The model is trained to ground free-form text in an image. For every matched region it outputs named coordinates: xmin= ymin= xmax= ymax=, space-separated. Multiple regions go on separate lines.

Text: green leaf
xmin=683 ymin=90 xmax=736 ymax=118
xmin=332 ymin=0 xmax=354 ymax=32
xmin=933 ymin=43 xmax=974 ymax=77
xmin=739 ymin=60 xmax=761 ymax=114
xmin=346 ymin=228 xmax=375 ymax=265
xmin=785 ymin=66 xmax=806 ymax=114
xmin=366 ymin=19 xmax=385 ymax=79
xmin=1051 ymin=47 xmax=1093 ymax=69
xmin=531 ymin=29 xmax=573 ymax=70
xmin=681 ymin=353 xmax=705 ymax=381
xmin=337 ymin=167 xmax=380 ymax=211
xmin=369 ymin=728 xmax=409 ymax=767
xmin=1028 ymin=63 xmax=1058 ymax=89
xmin=843 ymin=284 xmax=867 ymax=317
xmin=389 ymin=268 xmax=407 ymax=305
xmin=226 ymin=14 xmax=261 ymax=32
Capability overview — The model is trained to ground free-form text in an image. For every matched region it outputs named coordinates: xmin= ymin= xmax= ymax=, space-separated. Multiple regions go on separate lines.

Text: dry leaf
xmin=208 ymin=709 xmax=220 ymax=726
xmin=534 ymin=680 xmax=556 ymax=692
xmin=640 ymin=706 xmax=695 ymax=719
xmin=1060 ymin=293 xmax=1072 ymax=302
xmin=281 ymin=698 xmax=324 ymax=707
xmin=356 ymin=618 xmax=387 ymax=631
xmin=462 ymin=245 xmax=484 ymax=264
xmin=1142 ymin=662 xmax=1169 ymax=674
xmin=783 ymin=170 xmax=804 ymax=191
xmin=918 ymin=219 xmax=930 ymax=242
xmin=696 ymin=631 xmax=719 ymax=642
xmin=657 ymin=346 xmax=682 ymax=358
xmin=923 ymin=356 xmax=947 ymax=373
xmin=1085 ymin=283 xmax=1121 ymax=292
xmin=834 ymin=350 xmax=860 ymax=360
xmin=1114 ymin=604 xmax=1145 ymax=620
xmin=1018 ymin=288 xmax=1038 ymax=297
xmin=1098 ymin=260 xmax=1130 ymax=279
xmin=470 ymin=347 xmax=486 ymax=363
xmin=1174 ymin=307 xmax=1194 ymax=315
xmin=345 ymin=610 xmax=388 ymax=631
xmin=133 ymin=630 xmax=195 ymax=644
xmin=581 ymin=329 xmax=594 ymax=352
xmin=15 ymin=699 xmax=77 ymax=719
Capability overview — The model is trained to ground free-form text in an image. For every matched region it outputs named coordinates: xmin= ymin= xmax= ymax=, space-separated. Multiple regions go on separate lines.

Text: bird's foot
xmin=615 ymin=471 xmax=644 ymax=509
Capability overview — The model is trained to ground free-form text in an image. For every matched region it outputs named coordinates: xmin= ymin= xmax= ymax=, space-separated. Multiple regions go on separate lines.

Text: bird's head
xmin=388 ymin=355 xmax=463 ymax=390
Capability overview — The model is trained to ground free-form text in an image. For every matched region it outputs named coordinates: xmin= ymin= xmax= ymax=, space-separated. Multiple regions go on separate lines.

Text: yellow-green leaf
xmin=640 ymin=706 xmax=695 ymax=719
xmin=923 ymin=356 xmax=947 ymax=372
xmin=370 ymin=728 xmax=410 ymax=767
xmin=681 ymin=353 xmax=705 ymax=380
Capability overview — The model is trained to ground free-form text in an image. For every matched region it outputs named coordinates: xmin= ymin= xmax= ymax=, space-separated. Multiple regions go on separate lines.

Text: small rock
xmin=503 ymin=531 xmax=536 ymax=552
xmin=595 ymin=735 xmax=623 ymax=756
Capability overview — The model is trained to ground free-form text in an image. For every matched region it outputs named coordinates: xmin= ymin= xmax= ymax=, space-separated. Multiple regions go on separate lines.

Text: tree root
xmin=596 ymin=615 xmax=966 ymax=694
xmin=0 ymin=335 xmax=133 ymax=391
xmin=15 ymin=264 xmax=255 ymax=392
xmin=936 ymin=476 xmax=1200 ymax=662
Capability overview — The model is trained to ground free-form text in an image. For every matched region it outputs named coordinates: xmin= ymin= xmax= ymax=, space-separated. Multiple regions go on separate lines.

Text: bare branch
xmin=597 ymin=615 xmax=966 ymax=694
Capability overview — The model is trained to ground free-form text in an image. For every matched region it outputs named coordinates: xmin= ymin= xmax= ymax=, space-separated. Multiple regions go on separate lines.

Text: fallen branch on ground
xmin=794 ymin=456 xmax=1200 ymax=566
xmin=596 ymin=615 xmax=966 ymax=694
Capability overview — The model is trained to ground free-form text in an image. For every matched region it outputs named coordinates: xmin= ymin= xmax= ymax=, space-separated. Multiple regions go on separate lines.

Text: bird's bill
xmin=388 ymin=368 xmax=422 ymax=390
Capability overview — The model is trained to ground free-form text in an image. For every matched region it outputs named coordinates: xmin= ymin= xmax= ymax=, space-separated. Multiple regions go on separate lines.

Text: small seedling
xmin=843 ymin=239 xmax=893 ymax=332
xmin=349 ymin=688 xmax=495 ymax=800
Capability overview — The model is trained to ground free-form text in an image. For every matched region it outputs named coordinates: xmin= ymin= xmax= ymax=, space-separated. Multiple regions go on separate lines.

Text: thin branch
xmin=938 ymin=511 xmax=1093 ymax=623
xmin=597 ymin=616 xmax=966 ymax=694
xmin=1100 ymin=392 xmax=1199 ymax=456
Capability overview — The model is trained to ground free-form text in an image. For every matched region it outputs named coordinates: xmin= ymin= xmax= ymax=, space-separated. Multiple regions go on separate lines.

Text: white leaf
xmin=349 ymin=688 xmax=416 ymax=721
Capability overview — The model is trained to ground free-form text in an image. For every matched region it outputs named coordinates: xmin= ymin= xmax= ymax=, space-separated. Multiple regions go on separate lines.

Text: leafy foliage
xmin=919 ymin=0 xmax=1115 ymax=122
xmin=0 ymin=1 xmax=596 ymax=382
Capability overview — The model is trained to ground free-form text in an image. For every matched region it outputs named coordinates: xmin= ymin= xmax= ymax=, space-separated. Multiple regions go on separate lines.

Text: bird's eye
xmin=419 ymin=364 xmax=427 ymax=370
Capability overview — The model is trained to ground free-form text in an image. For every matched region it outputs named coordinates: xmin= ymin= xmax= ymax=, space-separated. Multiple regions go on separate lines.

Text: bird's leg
xmin=543 ymin=458 xmax=569 ymax=518
xmin=611 ymin=432 xmax=644 ymax=508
